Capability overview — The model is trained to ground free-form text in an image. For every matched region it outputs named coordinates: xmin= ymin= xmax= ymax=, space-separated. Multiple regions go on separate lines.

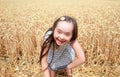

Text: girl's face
xmin=53 ymin=21 xmax=73 ymax=46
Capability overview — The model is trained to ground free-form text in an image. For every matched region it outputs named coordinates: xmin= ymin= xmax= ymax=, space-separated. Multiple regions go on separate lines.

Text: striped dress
xmin=44 ymin=31 xmax=75 ymax=71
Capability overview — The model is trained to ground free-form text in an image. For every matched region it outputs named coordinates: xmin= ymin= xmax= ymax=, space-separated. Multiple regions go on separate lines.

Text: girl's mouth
xmin=56 ymin=38 xmax=65 ymax=45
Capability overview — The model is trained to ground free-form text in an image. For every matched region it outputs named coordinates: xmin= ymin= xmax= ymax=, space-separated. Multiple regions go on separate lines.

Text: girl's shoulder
xmin=44 ymin=30 xmax=52 ymax=40
xmin=43 ymin=28 xmax=53 ymax=46
xmin=44 ymin=27 xmax=53 ymax=40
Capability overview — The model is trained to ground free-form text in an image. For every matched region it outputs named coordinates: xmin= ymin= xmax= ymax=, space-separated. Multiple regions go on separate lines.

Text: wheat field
xmin=0 ymin=0 xmax=120 ymax=77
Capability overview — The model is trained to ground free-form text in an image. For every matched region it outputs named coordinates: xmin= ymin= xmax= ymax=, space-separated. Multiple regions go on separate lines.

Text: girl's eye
xmin=57 ymin=31 xmax=61 ymax=34
xmin=65 ymin=33 xmax=70 ymax=36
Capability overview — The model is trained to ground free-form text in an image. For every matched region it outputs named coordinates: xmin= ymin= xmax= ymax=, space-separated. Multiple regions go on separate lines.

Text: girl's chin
xmin=57 ymin=43 xmax=64 ymax=46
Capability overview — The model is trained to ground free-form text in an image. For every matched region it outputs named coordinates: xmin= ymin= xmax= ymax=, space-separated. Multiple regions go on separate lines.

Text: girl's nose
xmin=59 ymin=34 xmax=64 ymax=40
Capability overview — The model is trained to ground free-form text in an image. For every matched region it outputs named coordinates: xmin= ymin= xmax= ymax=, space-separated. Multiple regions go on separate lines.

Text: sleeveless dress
xmin=44 ymin=30 xmax=75 ymax=71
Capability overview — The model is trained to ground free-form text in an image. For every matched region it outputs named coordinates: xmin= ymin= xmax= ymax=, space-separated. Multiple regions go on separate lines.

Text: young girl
xmin=40 ymin=16 xmax=85 ymax=77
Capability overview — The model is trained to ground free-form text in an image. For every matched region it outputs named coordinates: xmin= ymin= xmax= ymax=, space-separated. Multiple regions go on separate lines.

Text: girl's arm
xmin=67 ymin=40 xmax=85 ymax=69
xmin=41 ymin=46 xmax=50 ymax=77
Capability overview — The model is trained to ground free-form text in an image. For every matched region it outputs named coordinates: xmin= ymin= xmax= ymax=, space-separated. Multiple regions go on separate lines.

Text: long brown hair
xmin=39 ymin=16 xmax=78 ymax=64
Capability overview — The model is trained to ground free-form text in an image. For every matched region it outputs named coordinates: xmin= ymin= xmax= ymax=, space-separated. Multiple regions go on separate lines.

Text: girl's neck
xmin=54 ymin=43 xmax=60 ymax=49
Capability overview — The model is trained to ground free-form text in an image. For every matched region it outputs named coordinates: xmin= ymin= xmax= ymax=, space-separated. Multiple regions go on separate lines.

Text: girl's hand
xmin=66 ymin=66 xmax=72 ymax=77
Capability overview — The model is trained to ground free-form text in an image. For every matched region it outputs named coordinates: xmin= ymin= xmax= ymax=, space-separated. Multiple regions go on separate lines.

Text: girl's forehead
xmin=56 ymin=21 xmax=73 ymax=32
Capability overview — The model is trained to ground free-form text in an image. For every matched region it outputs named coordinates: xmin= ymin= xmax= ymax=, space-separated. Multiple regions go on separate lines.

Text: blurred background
xmin=0 ymin=0 xmax=120 ymax=77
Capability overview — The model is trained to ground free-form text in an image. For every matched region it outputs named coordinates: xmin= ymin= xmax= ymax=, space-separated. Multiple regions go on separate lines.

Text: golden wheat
xmin=0 ymin=0 xmax=120 ymax=77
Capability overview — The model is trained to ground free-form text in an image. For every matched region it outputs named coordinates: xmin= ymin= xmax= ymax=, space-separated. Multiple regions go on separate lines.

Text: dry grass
xmin=0 ymin=0 xmax=120 ymax=77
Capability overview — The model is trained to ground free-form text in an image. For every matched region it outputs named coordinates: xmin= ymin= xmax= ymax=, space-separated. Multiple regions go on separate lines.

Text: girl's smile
xmin=56 ymin=37 xmax=66 ymax=45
